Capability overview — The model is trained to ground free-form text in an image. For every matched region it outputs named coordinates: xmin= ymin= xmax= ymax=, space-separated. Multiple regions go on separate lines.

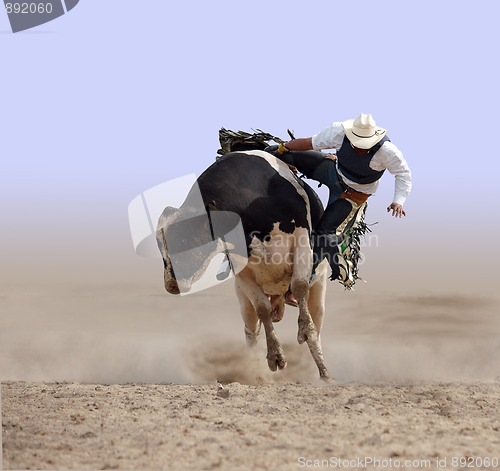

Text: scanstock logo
xmin=3 ymin=0 xmax=79 ymax=33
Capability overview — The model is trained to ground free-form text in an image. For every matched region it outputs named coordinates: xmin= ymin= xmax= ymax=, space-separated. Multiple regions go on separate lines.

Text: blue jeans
xmin=274 ymin=150 xmax=353 ymax=278
xmin=275 ymin=149 xmax=350 ymax=231
xmin=311 ymin=159 xmax=347 ymax=206
xmin=275 ymin=149 xmax=348 ymax=218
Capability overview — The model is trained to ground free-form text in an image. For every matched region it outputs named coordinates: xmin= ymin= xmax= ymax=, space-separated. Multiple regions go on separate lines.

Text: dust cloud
xmin=1 ymin=280 xmax=498 ymax=385
xmin=0 ymin=238 xmax=499 ymax=385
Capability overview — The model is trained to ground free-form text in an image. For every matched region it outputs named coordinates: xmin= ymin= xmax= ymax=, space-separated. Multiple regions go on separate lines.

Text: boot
xmin=312 ymin=232 xmax=355 ymax=288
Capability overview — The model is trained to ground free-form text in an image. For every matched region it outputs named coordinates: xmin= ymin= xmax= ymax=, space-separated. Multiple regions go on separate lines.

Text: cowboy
xmin=271 ymin=113 xmax=412 ymax=291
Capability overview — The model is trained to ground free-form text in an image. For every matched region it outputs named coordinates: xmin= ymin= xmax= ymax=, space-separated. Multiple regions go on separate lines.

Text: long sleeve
xmin=311 ymin=122 xmax=345 ymax=151
xmin=370 ymin=141 xmax=412 ymax=205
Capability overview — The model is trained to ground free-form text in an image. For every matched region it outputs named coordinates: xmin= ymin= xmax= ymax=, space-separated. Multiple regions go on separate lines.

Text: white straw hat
xmin=342 ymin=113 xmax=387 ymax=149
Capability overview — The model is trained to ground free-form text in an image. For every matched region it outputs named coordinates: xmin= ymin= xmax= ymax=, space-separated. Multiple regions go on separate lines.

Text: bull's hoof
xmin=297 ymin=330 xmax=307 ymax=344
xmin=267 ymin=351 xmax=287 ymax=372
xmin=320 ymin=372 xmax=335 ymax=383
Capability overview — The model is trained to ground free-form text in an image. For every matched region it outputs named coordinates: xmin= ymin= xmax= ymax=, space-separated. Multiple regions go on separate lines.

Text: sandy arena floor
xmin=3 ymin=381 xmax=500 ymax=470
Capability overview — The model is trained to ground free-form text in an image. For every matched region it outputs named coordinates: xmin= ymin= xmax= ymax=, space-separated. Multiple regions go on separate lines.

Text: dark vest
xmin=337 ymin=135 xmax=390 ymax=185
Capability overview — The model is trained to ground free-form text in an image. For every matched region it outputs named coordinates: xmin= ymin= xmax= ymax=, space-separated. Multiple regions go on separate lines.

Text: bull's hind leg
xmin=307 ymin=261 xmax=333 ymax=380
xmin=292 ymin=234 xmax=332 ymax=381
xmin=294 ymin=278 xmax=331 ymax=380
xmin=235 ymin=272 xmax=286 ymax=371
xmin=307 ymin=260 xmax=328 ymax=336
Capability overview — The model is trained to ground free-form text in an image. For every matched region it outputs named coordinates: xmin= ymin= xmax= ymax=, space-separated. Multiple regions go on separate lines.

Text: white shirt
xmin=312 ymin=122 xmax=412 ymax=205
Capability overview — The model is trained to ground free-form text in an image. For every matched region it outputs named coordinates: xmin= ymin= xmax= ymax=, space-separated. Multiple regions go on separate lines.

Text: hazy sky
xmin=2 ymin=0 xmax=499 ymax=285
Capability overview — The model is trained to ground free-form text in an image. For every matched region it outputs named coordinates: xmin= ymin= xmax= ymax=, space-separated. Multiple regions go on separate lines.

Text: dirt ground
xmin=1 ymin=381 xmax=500 ymax=470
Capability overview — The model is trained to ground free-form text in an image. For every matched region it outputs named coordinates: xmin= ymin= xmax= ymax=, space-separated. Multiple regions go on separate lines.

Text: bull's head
xmin=156 ymin=205 xmax=246 ymax=294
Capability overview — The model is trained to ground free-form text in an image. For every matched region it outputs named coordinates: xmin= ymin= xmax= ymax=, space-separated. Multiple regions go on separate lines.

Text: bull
xmin=156 ymin=149 xmax=332 ymax=380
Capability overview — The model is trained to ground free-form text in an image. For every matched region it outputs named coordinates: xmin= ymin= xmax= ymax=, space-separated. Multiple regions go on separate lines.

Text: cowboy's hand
xmin=387 ymin=203 xmax=406 ymax=218
xmin=325 ymin=154 xmax=337 ymax=162
xmin=264 ymin=144 xmax=287 ymax=156
xmin=265 ymin=143 xmax=289 ymax=156
xmin=264 ymin=145 xmax=279 ymax=155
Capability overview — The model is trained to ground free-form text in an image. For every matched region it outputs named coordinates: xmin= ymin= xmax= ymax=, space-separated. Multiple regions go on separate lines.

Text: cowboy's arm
xmin=377 ymin=142 xmax=412 ymax=218
xmin=282 ymin=137 xmax=313 ymax=151
xmin=280 ymin=122 xmax=344 ymax=154
xmin=279 ymin=137 xmax=337 ymax=162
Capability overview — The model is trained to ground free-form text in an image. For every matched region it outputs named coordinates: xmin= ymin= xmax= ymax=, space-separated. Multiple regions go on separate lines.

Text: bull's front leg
xmin=235 ymin=282 xmax=261 ymax=347
xmin=260 ymin=309 xmax=287 ymax=371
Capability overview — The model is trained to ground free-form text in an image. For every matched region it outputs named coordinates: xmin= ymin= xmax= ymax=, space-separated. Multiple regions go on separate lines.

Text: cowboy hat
xmin=342 ymin=113 xmax=387 ymax=149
